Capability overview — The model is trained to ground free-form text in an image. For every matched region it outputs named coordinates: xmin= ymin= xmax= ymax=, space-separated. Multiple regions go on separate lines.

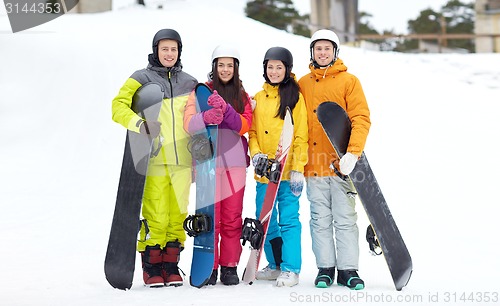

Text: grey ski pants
xmin=306 ymin=175 xmax=359 ymax=270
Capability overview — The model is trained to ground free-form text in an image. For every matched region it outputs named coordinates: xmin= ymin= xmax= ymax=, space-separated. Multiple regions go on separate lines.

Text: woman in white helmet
xmin=184 ymin=44 xmax=253 ymax=286
xmin=298 ymin=29 xmax=371 ymax=290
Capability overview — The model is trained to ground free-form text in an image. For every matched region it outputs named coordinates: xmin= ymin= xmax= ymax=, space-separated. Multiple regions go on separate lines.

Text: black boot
xmin=220 ymin=266 xmax=239 ymax=285
xmin=315 ymin=267 xmax=335 ymax=288
xmin=141 ymin=245 xmax=164 ymax=287
xmin=337 ymin=270 xmax=365 ymax=290
xmin=206 ymin=269 xmax=217 ymax=285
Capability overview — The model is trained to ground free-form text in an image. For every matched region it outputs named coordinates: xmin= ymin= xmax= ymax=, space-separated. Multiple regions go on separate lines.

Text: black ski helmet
xmin=152 ymin=29 xmax=183 ymax=65
xmin=263 ymin=47 xmax=293 ymax=85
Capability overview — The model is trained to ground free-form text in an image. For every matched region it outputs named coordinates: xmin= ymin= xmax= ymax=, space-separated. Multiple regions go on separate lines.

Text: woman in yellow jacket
xmin=249 ymin=47 xmax=308 ymax=287
xmin=298 ymin=29 xmax=371 ymax=290
xmin=111 ymin=29 xmax=197 ymax=287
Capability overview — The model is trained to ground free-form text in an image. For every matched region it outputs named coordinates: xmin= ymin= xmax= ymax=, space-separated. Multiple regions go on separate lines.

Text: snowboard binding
xmin=241 ymin=218 xmax=264 ymax=249
xmin=183 ymin=214 xmax=213 ymax=237
xmin=366 ymin=225 xmax=382 ymax=255
xmin=254 ymin=157 xmax=281 ymax=183
xmin=188 ymin=134 xmax=214 ymax=162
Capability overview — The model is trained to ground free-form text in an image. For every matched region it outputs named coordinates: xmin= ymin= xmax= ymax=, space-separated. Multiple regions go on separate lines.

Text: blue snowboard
xmin=187 ymin=83 xmax=217 ymax=287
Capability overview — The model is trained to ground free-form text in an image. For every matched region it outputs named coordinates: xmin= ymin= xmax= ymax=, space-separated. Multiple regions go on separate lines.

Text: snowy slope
xmin=1 ymin=1 xmax=500 ymax=305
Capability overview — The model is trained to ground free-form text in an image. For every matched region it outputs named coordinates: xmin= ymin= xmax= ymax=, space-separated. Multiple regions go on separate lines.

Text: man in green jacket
xmin=112 ymin=29 xmax=197 ymax=287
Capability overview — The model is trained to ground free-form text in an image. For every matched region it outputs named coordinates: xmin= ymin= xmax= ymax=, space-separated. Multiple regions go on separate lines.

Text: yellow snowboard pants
xmin=137 ymin=164 xmax=191 ymax=252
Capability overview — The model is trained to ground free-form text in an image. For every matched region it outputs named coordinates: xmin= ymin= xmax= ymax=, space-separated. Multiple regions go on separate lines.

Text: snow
xmin=1 ymin=1 xmax=500 ymax=305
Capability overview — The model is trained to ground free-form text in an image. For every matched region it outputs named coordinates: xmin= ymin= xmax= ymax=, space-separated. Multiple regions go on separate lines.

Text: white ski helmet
xmin=211 ymin=44 xmax=240 ymax=65
xmin=310 ymin=29 xmax=340 ymax=68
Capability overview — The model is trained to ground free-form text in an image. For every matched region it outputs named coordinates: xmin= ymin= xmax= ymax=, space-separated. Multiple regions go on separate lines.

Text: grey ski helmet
xmin=263 ymin=47 xmax=293 ymax=85
xmin=152 ymin=29 xmax=183 ymax=65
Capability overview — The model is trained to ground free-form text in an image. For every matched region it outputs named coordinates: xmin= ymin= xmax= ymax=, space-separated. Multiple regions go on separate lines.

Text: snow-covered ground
xmin=1 ymin=1 xmax=500 ymax=305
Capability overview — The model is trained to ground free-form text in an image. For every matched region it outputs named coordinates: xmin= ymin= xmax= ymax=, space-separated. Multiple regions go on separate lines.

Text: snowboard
xmin=104 ymin=83 xmax=164 ymax=290
xmin=316 ymin=101 xmax=412 ymax=291
xmin=242 ymin=108 xmax=294 ymax=284
xmin=185 ymin=83 xmax=217 ymax=288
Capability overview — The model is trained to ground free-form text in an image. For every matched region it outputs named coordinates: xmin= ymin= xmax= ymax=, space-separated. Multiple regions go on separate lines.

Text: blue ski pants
xmin=255 ymin=181 xmax=302 ymax=274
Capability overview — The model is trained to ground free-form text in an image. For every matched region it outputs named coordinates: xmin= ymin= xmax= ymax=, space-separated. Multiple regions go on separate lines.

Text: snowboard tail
xmin=316 ymin=101 xmax=412 ymax=291
xmin=105 ymin=83 xmax=163 ymax=290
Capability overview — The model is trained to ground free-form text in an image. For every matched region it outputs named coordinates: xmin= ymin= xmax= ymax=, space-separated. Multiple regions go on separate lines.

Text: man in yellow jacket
xmin=298 ymin=29 xmax=371 ymax=290
xmin=112 ymin=29 xmax=197 ymax=287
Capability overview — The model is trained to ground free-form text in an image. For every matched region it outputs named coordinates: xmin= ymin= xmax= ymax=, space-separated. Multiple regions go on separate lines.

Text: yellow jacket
xmin=298 ymin=58 xmax=371 ymax=177
xmin=249 ymin=81 xmax=309 ymax=183
xmin=112 ymin=65 xmax=197 ymax=166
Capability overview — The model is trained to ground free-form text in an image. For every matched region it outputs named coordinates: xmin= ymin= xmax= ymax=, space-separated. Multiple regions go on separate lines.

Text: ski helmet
xmin=310 ymin=29 xmax=340 ymax=68
xmin=152 ymin=29 xmax=183 ymax=65
xmin=211 ymin=44 xmax=240 ymax=65
xmin=263 ymin=47 xmax=293 ymax=85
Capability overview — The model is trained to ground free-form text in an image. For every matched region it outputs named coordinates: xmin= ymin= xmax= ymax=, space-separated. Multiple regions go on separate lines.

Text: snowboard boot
xmin=162 ymin=241 xmax=183 ymax=287
xmin=255 ymin=265 xmax=281 ymax=280
xmin=315 ymin=267 xmax=335 ymax=288
xmin=220 ymin=266 xmax=239 ymax=286
xmin=337 ymin=269 xmax=365 ymax=290
xmin=276 ymin=271 xmax=299 ymax=287
xmin=141 ymin=245 xmax=164 ymax=287
xmin=206 ymin=269 xmax=218 ymax=285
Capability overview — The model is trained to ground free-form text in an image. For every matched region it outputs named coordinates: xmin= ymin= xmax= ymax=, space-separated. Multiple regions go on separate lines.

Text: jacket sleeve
xmin=183 ymin=90 xmax=206 ymax=134
xmin=111 ymin=77 xmax=144 ymax=133
xmin=221 ymin=93 xmax=253 ymax=136
xmin=248 ymin=93 xmax=261 ymax=158
xmin=290 ymin=93 xmax=309 ymax=174
xmin=345 ymin=76 xmax=371 ymax=156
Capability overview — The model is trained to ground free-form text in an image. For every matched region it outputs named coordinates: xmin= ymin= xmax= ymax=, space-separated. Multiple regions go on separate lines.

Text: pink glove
xmin=202 ymin=107 xmax=223 ymax=125
xmin=207 ymin=90 xmax=227 ymax=113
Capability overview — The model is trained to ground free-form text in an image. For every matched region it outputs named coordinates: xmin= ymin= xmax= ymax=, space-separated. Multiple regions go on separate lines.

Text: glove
xmin=252 ymin=153 xmax=267 ymax=167
xmin=139 ymin=120 xmax=161 ymax=138
xmin=290 ymin=171 xmax=304 ymax=196
xmin=339 ymin=152 xmax=359 ymax=175
xmin=202 ymin=107 xmax=223 ymax=125
xmin=250 ymin=97 xmax=256 ymax=111
xmin=207 ymin=90 xmax=227 ymax=113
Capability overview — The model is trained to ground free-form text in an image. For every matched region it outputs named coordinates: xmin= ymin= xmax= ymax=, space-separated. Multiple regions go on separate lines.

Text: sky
xmin=0 ymin=1 xmax=476 ymax=33
xmin=293 ymin=0 xmax=475 ymax=34
xmin=1 ymin=0 xmax=500 ymax=305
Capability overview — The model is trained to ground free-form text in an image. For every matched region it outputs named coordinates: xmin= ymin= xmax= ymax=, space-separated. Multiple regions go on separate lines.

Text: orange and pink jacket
xmin=183 ymin=82 xmax=253 ymax=168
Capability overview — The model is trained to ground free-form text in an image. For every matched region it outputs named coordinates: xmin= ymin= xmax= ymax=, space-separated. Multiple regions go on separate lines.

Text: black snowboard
xmin=317 ymin=101 xmax=412 ymax=291
xmin=105 ymin=83 xmax=163 ymax=290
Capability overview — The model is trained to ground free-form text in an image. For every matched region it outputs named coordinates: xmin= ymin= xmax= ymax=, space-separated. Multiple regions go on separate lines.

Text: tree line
xmin=244 ymin=0 xmax=475 ymax=53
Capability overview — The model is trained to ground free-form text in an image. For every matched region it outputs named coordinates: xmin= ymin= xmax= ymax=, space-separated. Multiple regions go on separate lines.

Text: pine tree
xmin=395 ymin=0 xmax=474 ymax=52
xmin=245 ymin=0 xmax=309 ymax=37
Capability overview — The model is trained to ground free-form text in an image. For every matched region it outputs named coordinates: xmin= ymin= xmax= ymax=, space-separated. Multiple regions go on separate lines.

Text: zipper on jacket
xmin=168 ymin=71 xmax=179 ymax=165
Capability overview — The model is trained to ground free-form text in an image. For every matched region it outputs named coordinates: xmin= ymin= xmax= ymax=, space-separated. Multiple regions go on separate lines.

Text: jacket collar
xmin=309 ymin=58 xmax=347 ymax=79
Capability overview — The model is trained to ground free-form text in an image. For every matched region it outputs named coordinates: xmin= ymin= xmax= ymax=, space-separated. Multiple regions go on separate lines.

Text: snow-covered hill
xmin=1 ymin=1 xmax=500 ymax=305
